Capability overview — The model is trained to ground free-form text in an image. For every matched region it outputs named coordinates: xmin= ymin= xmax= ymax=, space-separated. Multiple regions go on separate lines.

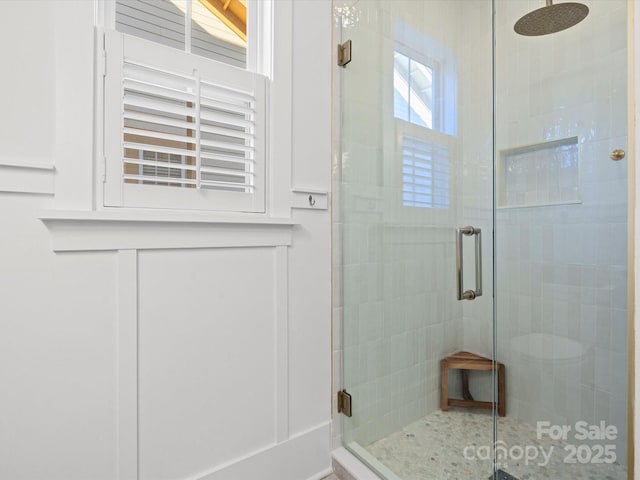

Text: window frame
xmin=393 ymin=44 xmax=443 ymax=132
xmin=393 ymin=45 xmax=443 ymax=130
xmin=391 ymin=42 xmax=456 ymax=215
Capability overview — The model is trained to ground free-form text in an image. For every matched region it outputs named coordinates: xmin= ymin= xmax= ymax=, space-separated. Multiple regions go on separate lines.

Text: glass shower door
xmin=336 ymin=1 xmax=497 ymax=479
xmin=493 ymin=1 xmax=629 ymax=479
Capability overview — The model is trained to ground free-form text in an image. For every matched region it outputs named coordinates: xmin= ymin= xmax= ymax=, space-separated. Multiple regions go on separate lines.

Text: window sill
xmin=39 ymin=209 xmax=296 ymax=252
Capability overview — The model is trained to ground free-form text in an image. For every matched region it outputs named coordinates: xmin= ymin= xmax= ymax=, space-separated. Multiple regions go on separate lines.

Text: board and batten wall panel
xmin=0 ymin=195 xmax=119 ymax=480
xmin=288 ymin=210 xmax=333 ymax=435
xmin=137 ymin=247 xmax=278 ymax=480
xmin=288 ymin=0 xmax=332 ymax=436
xmin=290 ymin=0 xmax=332 ymax=190
xmin=0 ymin=1 xmax=55 ymax=166
xmin=0 ymin=1 xmax=56 ymax=195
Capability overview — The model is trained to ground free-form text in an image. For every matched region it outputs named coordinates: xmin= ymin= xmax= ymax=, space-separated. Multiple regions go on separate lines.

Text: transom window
xmin=116 ymin=0 xmax=247 ymax=67
xmin=393 ymin=51 xmax=434 ymax=129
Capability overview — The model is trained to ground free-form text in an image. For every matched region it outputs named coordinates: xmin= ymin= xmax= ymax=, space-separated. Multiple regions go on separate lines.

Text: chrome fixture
xmin=456 ymin=226 xmax=483 ymax=301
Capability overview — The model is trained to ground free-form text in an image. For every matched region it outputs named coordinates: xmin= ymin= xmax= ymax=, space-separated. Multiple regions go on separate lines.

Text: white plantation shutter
xmin=104 ymin=30 xmax=266 ymax=212
xmin=401 ymin=134 xmax=450 ymax=209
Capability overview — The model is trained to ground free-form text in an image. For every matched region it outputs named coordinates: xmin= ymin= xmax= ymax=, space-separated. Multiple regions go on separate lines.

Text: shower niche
xmin=497 ymin=136 xmax=581 ymax=208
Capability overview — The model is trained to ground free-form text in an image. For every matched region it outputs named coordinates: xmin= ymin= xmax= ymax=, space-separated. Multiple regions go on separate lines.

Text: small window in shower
xmin=402 ymin=135 xmax=450 ymax=209
xmin=393 ymin=21 xmax=457 ymax=210
xmin=393 ymin=51 xmax=435 ymax=129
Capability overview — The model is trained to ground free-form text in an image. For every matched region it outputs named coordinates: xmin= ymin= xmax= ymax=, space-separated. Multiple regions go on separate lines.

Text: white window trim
xmin=393 ymin=44 xmax=443 ymax=132
xmin=388 ymin=35 xmax=457 ymax=217
xmin=93 ymin=0 xmax=293 ymax=218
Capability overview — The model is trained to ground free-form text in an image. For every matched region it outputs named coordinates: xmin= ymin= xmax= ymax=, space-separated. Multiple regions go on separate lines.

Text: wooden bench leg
xmin=441 ymin=359 xmax=448 ymax=411
xmin=461 ymin=369 xmax=474 ymax=401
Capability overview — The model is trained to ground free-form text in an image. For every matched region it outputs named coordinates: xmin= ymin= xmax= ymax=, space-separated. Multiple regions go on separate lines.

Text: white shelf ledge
xmin=40 ymin=209 xmax=297 ymax=225
xmin=39 ymin=209 xmax=296 ymax=252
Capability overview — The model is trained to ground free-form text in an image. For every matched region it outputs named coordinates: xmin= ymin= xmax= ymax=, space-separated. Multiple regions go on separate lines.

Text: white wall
xmin=0 ymin=1 xmax=332 ymax=480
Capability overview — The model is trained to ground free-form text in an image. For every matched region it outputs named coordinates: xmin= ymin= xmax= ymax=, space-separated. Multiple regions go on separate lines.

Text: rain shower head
xmin=514 ymin=0 xmax=589 ymax=36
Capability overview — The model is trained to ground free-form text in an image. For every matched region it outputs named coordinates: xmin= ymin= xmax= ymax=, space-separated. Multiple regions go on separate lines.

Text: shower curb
xmin=332 ymin=447 xmax=381 ymax=480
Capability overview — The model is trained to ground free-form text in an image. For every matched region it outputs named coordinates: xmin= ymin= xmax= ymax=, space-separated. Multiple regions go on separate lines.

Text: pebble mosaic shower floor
xmin=365 ymin=409 xmax=627 ymax=480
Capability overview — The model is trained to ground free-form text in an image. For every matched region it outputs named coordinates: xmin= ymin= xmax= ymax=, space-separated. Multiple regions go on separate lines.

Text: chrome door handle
xmin=456 ymin=226 xmax=482 ymax=301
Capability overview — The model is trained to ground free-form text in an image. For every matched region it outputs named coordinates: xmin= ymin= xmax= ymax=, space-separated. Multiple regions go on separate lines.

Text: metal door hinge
xmin=337 ymin=40 xmax=352 ymax=68
xmin=337 ymin=389 xmax=352 ymax=417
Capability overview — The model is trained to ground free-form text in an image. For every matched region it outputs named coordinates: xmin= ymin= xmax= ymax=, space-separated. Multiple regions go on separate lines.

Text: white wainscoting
xmin=137 ymin=247 xmax=284 ymax=480
xmin=37 ymin=216 xmax=329 ymax=480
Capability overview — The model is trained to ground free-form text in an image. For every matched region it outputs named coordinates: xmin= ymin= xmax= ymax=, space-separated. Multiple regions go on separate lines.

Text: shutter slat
xmin=201 ymin=82 xmax=254 ymax=104
xmin=124 ymin=141 xmax=195 ymax=158
xmin=200 ymin=138 xmax=254 ymax=154
xmin=124 ymin=111 xmax=193 ymax=130
xmin=200 ymin=109 xmax=253 ymax=129
xmin=124 ymin=173 xmax=197 ymax=185
xmin=124 ymin=62 xmax=194 ymax=85
xmin=123 ymin=78 xmax=194 ymax=103
xmin=200 ymin=97 xmax=254 ymax=117
xmin=124 ymin=127 xmax=196 ymax=145
xmin=200 ymin=94 xmax=253 ymax=109
xmin=200 ymin=179 xmax=254 ymax=189
xmin=200 ymin=123 xmax=253 ymax=142
xmin=200 ymin=165 xmax=247 ymax=177
xmin=124 ymin=158 xmax=197 ymax=172
xmin=200 ymin=151 xmax=255 ymax=166
xmin=124 ymin=93 xmax=195 ymax=118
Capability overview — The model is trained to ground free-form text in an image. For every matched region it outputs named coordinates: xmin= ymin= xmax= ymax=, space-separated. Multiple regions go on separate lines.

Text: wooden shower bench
xmin=441 ymin=351 xmax=506 ymax=417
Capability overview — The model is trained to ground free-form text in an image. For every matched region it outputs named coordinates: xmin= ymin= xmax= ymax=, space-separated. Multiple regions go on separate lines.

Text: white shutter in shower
xmin=103 ymin=30 xmax=266 ymax=212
